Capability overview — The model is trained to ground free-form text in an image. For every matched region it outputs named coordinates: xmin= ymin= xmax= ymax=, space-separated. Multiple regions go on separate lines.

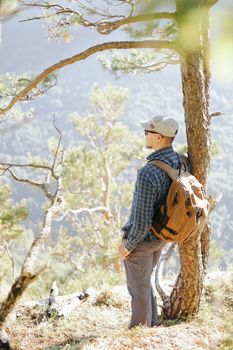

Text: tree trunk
xmin=200 ymin=5 xmax=212 ymax=275
xmin=165 ymin=0 xmax=212 ymax=318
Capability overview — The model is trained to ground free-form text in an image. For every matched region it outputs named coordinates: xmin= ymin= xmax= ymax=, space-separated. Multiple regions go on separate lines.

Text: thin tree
xmin=0 ymin=122 xmax=65 ymax=348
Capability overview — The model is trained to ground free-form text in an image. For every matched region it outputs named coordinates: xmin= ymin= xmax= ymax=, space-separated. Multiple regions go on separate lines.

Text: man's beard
xmin=146 ymin=145 xmax=152 ymax=149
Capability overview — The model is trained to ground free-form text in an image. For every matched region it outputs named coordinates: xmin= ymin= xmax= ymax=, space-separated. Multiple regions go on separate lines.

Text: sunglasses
xmin=144 ymin=130 xmax=163 ymax=136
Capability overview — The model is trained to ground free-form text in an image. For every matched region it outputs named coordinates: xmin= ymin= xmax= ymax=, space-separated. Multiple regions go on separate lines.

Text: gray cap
xmin=140 ymin=115 xmax=178 ymax=137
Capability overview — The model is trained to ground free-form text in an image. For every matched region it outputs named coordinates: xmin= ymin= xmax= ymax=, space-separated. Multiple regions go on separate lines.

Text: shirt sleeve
xmin=124 ymin=167 xmax=158 ymax=252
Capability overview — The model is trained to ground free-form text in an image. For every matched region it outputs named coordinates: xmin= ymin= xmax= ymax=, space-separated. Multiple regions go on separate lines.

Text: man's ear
xmin=157 ymin=134 xmax=163 ymax=143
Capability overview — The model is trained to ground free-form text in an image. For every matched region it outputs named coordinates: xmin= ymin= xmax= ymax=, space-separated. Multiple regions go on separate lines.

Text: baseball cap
xmin=140 ymin=115 xmax=178 ymax=137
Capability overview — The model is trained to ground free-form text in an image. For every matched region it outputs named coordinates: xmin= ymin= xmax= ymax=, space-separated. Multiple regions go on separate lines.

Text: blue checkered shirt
xmin=122 ymin=146 xmax=181 ymax=252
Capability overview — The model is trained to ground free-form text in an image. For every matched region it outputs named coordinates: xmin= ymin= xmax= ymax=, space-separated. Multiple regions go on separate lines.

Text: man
xmin=119 ymin=115 xmax=181 ymax=329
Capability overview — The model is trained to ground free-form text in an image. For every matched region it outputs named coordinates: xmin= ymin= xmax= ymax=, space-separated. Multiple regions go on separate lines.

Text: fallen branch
xmin=46 ymin=287 xmax=89 ymax=318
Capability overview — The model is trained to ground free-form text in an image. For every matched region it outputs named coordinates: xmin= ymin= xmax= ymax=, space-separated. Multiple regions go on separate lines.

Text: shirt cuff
xmin=124 ymin=240 xmax=136 ymax=252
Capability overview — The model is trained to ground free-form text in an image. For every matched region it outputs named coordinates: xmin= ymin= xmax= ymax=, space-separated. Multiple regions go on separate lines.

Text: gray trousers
xmin=124 ymin=240 xmax=166 ymax=329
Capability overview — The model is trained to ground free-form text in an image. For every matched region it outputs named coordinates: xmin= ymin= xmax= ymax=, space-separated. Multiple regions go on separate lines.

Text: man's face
xmin=144 ymin=130 xmax=161 ymax=150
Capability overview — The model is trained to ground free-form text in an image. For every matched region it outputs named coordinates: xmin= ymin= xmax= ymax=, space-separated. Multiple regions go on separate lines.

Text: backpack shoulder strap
xmin=178 ymin=153 xmax=189 ymax=172
xmin=148 ymin=160 xmax=179 ymax=181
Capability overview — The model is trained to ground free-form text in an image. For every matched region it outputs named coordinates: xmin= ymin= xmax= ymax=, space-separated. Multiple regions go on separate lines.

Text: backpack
xmin=148 ymin=156 xmax=211 ymax=244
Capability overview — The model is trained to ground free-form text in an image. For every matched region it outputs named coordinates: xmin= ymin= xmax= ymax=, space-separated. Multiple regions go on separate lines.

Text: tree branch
xmin=102 ymin=125 xmax=112 ymax=220
xmin=0 ymin=40 xmax=176 ymax=115
xmin=210 ymin=111 xmax=224 ymax=118
xmin=88 ymin=135 xmax=100 ymax=154
xmin=87 ymin=132 xmax=111 ymax=221
xmin=0 ymin=162 xmax=52 ymax=171
xmin=21 ymin=1 xmax=175 ymax=34
xmin=97 ymin=12 xmax=176 ymax=34
xmin=57 ymin=206 xmax=109 ymax=222
xmin=51 ymin=253 xmax=85 ymax=272
xmin=51 ymin=117 xmax=63 ymax=179
xmin=1 ymin=167 xmax=54 ymax=200
xmin=22 ymin=136 xmax=65 ymax=274
xmin=207 ymin=0 xmax=220 ymax=7
xmin=3 ymin=241 xmax=15 ymax=281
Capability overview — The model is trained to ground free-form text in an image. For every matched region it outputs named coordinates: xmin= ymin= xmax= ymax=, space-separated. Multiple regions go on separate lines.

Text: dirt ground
xmin=8 ymin=300 xmax=223 ymax=350
xmin=7 ymin=273 xmax=232 ymax=350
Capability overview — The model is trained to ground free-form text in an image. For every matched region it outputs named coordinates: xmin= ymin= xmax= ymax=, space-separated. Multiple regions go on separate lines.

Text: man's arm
xmin=124 ymin=167 xmax=158 ymax=252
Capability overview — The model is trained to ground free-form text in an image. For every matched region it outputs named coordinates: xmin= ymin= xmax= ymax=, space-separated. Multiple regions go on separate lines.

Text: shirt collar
xmin=147 ymin=146 xmax=174 ymax=161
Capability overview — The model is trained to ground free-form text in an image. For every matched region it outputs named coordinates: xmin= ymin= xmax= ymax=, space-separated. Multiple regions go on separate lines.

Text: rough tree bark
xmin=200 ymin=5 xmax=212 ymax=274
xmin=163 ymin=0 xmax=213 ymax=318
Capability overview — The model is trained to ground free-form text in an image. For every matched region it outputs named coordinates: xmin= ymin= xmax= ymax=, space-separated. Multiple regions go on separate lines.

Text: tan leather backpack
xmin=149 ymin=157 xmax=210 ymax=244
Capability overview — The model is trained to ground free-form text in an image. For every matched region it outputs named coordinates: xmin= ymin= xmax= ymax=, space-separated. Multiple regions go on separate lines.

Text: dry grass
xmin=7 ymin=277 xmax=233 ymax=350
xmin=196 ymin=278 xmax=233 ymax=350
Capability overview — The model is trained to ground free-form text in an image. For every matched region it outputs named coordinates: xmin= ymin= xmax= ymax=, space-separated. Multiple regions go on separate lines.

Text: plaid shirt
xmin=122 ymin=146 xmax=181 ymax=252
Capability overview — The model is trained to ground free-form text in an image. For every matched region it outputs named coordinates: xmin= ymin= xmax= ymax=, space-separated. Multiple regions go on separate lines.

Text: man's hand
xmin=118 ymin=239 xmax=131 ymax=260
